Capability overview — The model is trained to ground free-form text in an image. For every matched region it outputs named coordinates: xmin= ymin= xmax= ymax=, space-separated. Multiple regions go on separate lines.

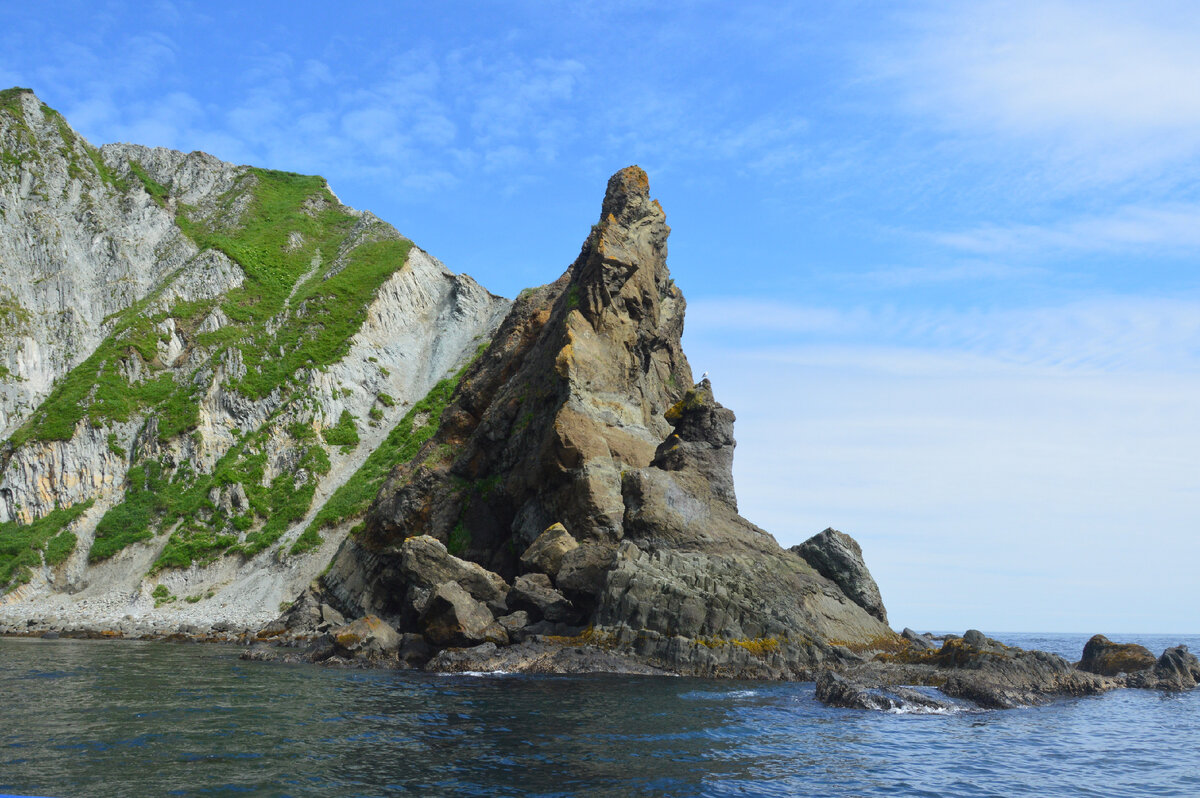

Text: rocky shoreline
xmin=6 ymin=617 xmax=1195 ymax=714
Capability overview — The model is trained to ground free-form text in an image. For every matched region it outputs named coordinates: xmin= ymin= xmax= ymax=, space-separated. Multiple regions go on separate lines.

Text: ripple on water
xmin=0 ymin=635 xmax=1198 ymax=797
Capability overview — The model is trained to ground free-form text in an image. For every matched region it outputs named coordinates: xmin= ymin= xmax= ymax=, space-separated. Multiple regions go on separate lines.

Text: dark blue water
xmin=1 ymin=632 xmax=1197 ymax=797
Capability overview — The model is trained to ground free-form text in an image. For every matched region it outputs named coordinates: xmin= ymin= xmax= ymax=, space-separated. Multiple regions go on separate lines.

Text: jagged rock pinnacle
xmin=599 ymin=165 xmax=653 ymax=225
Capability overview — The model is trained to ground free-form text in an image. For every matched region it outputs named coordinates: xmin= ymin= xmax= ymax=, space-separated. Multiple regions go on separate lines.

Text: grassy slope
xmin=0 ymin=116 xmax=423 ymax=587
xmin=289 ymin=349 xmax=481 ymax=555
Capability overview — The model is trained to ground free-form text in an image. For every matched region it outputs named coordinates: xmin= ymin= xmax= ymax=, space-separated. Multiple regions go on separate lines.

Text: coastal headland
xmin=1 ymin=88 xmax=1195 ymax=710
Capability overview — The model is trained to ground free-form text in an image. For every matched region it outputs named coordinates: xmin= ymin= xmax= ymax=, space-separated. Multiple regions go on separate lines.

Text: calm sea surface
xmin=1 ymin=632 xmax=1197 ymax=797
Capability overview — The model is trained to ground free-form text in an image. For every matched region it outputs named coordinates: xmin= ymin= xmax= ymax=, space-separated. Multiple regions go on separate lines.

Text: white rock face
xmin=0 ymin=95 xmax=216 ymax=435
xmin=0 ymin=90 xmax=513 ymax=631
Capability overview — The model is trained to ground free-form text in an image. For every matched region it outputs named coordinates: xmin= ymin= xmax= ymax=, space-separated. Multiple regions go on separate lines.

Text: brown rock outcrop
xmin=311 ymin=166 xmax=898 ymax=677
xmin=1078 ymin=634 xmax=1156 ymax=676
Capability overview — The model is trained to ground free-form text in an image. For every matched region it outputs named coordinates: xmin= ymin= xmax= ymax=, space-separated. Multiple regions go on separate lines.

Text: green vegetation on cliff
xmin=5 ymin=159 xmax=414 ymax=569
xmin=11 ymin=167 xmax=411 ymax=448
xmin=290 ymin=348 xmax=481 ymax=555
xmin=0 ymin=500 xmax=94 ymax=593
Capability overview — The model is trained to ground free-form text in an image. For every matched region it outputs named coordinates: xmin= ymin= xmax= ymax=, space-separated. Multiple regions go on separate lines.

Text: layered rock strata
xmin=0 ymin=89 xmax=509 ymax=631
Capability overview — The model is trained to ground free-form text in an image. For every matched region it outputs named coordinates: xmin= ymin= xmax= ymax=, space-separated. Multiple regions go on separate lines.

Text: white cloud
xmin=930 ymin=203 xmax=1200 ymax=256
xmin=876 ymin=0 xmax=1200 ymax=185
xmin=687 ymin=296 xmax=1200 ymax=372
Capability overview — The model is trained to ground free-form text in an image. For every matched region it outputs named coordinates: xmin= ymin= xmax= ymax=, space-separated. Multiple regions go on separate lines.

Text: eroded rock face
xmin=650 ymin=380 xmax=737 ymax=509
xmin=793 ymin=529 xmax=887 ymax=625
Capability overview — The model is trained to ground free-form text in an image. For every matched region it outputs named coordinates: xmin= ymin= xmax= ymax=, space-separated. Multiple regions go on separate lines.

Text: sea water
xmin=1 ymin=632 xmax=1197 ymax=797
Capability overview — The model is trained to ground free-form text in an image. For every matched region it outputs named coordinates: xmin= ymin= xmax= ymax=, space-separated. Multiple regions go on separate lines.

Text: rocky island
xmin=0 ymin=88 xmax=1194 ymax=711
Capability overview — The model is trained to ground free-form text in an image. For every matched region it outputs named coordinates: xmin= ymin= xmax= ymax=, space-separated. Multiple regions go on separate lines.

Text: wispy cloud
xmin=687 ymin=296 xmax=1200 ymax=373
xmin=876 ymin=0 xmax=1200 ymax=186
xmin=897 ymin=1 xmax=1200 ymax=137
xmin=852 ymin=262 xmax=1050 ymax=288
xmin=928 ymin=203 xmax=1200 ymax=256
xmin=0 ymin=8 xmax=824 ymax=200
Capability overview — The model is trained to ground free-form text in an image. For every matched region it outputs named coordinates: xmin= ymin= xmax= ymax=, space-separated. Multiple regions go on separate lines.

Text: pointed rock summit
xmin=309 ymin=166 xmax=897 ymax=677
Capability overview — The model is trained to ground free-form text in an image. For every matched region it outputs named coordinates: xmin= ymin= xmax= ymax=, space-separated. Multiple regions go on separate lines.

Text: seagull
xmin=700 ymin=371 xmax=709 ymax=380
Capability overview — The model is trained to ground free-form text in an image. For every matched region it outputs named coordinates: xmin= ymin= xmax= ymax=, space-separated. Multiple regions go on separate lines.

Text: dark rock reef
xmin=247 ymin=166 xmax=1199 ymax=711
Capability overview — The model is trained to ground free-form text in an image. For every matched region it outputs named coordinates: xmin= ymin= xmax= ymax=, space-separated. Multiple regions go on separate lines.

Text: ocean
xmin=1 ymin=632 xmax=1197 ymax=797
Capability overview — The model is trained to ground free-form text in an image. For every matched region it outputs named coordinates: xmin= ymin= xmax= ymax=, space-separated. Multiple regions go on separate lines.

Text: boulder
xmin=269 ymin=587 xmax=349 ymax=636
xmin=556 ymin=541 xmax=618 ymax=598
xmin=507 ymin=573 xmax=577 ymax=623
xmin=519 ymin=523 xmax=580 ymax=580
xmin=792 ymin=529 xmax=888 ymax=624
xmin=497 ymin=611 xmax=530 ymax=634
xmin=1078 ymin=634 xmax=1156 ymax=676
xmin=330 ymin=615 xmax=402 ymax=656
xmin=418 ymin=582 xmax=497 ymax=647
xmin=319 ymin=603 xmax=346 ymax=629
xmin=901 ymin=628 xmax=937 ymax=651
xmin=398 ymin=535 xmax=510 ymax=614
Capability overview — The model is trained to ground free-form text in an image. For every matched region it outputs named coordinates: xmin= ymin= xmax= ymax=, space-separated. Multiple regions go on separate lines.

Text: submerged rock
xmin=875 ymin=630 xmax=1112 ymax=709
xmin=815 ymin=671 xmax=959 ymax=714
xmin=426 ymin=641 xmax=665 ymax=676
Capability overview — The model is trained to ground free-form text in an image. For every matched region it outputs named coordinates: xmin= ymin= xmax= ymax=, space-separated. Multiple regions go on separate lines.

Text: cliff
xmin=0 ymin=89 xmax=510 ymax=632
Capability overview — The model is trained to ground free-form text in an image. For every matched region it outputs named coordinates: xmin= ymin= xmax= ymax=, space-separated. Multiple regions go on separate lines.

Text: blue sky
xmin=4 ymin=1 xmax=1198 ymax=633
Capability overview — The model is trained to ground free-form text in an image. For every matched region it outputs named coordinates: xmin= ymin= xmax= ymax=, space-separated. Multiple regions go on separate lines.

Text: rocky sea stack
xmin=266 ymin=164 xmax=895 ymax=678
xmin=1 ymin=89 xmax=1195 ymax=709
